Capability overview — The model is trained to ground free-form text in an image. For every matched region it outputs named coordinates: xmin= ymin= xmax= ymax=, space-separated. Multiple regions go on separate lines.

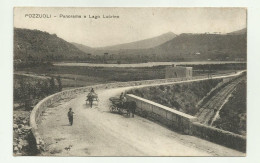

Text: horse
xmin=123 ymin=101 xmax=137 ymax=118
xmin=87 ymin=95 xmax=94 ymax=108
xmin=86 ymin=92 xmax=98 ymax=108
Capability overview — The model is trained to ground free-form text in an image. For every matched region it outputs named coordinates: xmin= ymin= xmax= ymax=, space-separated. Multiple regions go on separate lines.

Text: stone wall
xmin=126 ymin=94 xmax=197 ymax=134
xmin=125 ymin=94 xmax=246 ymax=152
xmin=191 ymin=122 xmax=246 ymax=152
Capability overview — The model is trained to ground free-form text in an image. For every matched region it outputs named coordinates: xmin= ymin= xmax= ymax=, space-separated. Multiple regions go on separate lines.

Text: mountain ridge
xmin=97 ymin=32 xmax=177 ymax=50
xmin=14 ymin=28 xmax=247 ymax=63
xmin=227 ymin=28 xmax=247 ymax=35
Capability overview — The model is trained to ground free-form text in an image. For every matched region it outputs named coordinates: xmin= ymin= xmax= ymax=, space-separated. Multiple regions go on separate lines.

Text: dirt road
xmin=37 ymin=85 xmax=245 ymax=156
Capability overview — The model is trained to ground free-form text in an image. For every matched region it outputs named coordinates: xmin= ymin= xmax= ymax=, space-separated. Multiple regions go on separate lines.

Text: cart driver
xmin=90 ymin=88 xmax=95 ymax=94
xmin=120 ymin=92 xmax=124 ymax=100
xmin=120 ymin=92 xmax=127 ymax=105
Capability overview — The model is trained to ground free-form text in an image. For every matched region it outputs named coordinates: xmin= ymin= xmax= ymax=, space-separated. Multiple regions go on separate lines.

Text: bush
xmin=14 ymin=75 xmax=63 ymax=110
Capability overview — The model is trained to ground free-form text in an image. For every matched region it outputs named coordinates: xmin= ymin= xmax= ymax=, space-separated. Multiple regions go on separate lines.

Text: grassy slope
xmin=212 ymin=79 xmax=247 ymax=136
xmin=16 ymin=65 xmax=167 ymax=88
xmin=127 ymin=79 xmax=222 ymax=115
xmin=14 ymin=28 xmax=87 ymax=61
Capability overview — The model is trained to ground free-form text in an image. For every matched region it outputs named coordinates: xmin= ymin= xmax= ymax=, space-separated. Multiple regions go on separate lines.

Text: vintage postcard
xmin=13 ymin=7 xmax=247 ymax=156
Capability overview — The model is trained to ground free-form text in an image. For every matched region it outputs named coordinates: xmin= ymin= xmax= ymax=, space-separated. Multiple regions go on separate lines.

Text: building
xmin=165 ymin=65 xmax=192 ymax=79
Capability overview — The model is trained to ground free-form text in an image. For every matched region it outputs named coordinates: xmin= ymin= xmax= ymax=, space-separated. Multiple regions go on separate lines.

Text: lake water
xmin=53 ymin=61 xmax=245 ymax=68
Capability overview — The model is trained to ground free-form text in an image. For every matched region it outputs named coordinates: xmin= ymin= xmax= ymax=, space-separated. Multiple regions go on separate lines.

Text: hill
xmin=14 ymin=28 xmax=88 ymax=61
xmin=96 ymin=32 xmax=177 ymax=50
xmin=14 ymin=28 xmax=247 ymax=63
xmin=71 ymin=42 xmax=94 ymax=54
xmin=108 ymin=32 xmax=247 ymax=62
xmin=227 ymin=28 xmax=247 ymax=35
xmin=152 ymin=33 xmax=247 ymax=58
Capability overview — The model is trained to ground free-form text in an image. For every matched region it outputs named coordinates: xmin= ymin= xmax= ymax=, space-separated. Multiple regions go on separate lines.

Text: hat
xmin=69 ymin=108 xmax=72 ymax=110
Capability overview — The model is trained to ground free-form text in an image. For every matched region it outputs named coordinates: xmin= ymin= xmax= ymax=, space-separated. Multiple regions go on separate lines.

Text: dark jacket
xmin=67 ymin=111 xmax=74 ymax=118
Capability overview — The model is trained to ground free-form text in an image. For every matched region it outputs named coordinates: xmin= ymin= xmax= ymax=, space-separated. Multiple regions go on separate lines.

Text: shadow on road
xmin=61 ymin=124 xmax=71 ymax=126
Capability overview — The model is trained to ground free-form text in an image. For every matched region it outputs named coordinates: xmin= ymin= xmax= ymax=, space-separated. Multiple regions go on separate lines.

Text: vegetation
xmin=127 ymin=79 xmax=223 ymax=115
xmin=16 ymin=65 xmax=166 ymax=87
xmin=155 ymin=33 xmax=247 ymax=59
xmin=13 ymin=110 xmax=38 ymax=155
xmin=14 ymin=28 xmax=247 ymax=63
xmin=13 ymin=27 xmax=247 ymax=155
xmin=14 ymin=28 xmax=87 ymax=62
xmin=13 ymin=75 xmax=63 ymax=155
xmin=182 ymin=63 xmax=246 ymax=72
xmin=14 ymin=75 xmax=62 ymax=110
xmin=15 ymin=62 xmax=244 ymax=90
xmin=213 ymin=80 xmax=247 ymax=136
xmin=14 ymin=61 xmax=53 ymax=70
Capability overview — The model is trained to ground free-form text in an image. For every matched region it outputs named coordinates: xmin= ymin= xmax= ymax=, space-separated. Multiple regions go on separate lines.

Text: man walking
xmin=67 ymin=108 xmax=75 ymax=126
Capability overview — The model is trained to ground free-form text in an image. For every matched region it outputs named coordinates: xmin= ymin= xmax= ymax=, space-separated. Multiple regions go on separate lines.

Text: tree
xmin=56 ymin=76 xmax=62 ymax=92
xmin=15 ymin=78 xmax=25 ymax=105
xmin=49 ymin=77 xmax=56 ymax=94
xmin=35 ymin=81 xmax=43 ymax=98
xmin=18 ymin=78 xmax=32 ymax=109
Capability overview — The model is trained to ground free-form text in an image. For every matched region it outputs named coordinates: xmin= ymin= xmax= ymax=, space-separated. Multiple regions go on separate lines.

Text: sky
xmin=14 ymin=7 xmax=247 ymax=47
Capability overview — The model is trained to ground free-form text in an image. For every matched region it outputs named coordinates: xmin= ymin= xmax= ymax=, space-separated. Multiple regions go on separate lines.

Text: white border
xmin=1 ymin=0 xmax=260 ymax=163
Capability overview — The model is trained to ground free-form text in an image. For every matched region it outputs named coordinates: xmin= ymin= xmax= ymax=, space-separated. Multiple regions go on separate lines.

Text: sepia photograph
xmin=13 ymin=7 xmax=247 ymax=156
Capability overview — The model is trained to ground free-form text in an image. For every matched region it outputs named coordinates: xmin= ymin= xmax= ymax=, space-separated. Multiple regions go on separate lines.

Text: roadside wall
xmin=191 ymin=122 xmax=246 ymax=152
xmin=125 ymin=94 xmax=246 ymax=152
xmin=126 ymin=94 xmax=197 ymax=134
xmin=30 ymin=71 xmax=244 ymax=152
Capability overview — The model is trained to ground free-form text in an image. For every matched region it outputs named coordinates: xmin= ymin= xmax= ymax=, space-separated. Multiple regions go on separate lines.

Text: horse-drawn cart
xmin=109 ymin=97 xmax=136 ymax=117
xmin=109 ymin=97 xmax=123 ymax=113
xmin=86 ymin=92 xmax=99 ymax=108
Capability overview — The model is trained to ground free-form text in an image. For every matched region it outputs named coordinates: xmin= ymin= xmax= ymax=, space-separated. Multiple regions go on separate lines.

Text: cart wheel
xmin=126 ymin=110 xmax=130 ymax=117
xmin=109 ymin=105 xmax=115 ymax=112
